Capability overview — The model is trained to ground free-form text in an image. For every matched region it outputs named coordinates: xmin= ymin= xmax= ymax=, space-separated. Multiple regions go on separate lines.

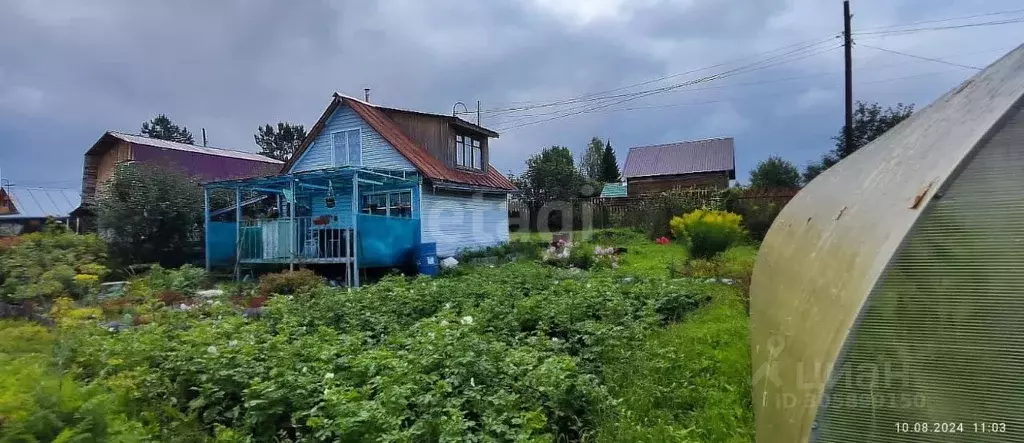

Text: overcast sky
xmin=1 ymin=0 xmax=1021 ymax=189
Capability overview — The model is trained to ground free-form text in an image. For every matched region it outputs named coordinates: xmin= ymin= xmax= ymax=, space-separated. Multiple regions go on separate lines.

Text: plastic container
xmin=416 ymin=242 xmax=439 ymax=276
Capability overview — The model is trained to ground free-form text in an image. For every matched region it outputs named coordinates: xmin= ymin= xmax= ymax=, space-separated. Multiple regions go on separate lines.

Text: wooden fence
xmin=509 ymin=187 xmax=800 ymax=238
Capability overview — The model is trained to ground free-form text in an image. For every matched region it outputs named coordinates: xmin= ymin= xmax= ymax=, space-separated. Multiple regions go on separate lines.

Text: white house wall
xmin=420 ymin=187 xmax=509 ymax=257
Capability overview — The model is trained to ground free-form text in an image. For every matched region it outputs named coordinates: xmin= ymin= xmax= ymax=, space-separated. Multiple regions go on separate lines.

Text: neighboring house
xmin=203 ymin=93 xmax=516 ymax=285
xmin=0 ymin=186 xmax=81 ymax=236
xmin=622 ymin=137 xmax=735 ymax=196
xmin=74 ymin=131 xmax=283 ymax=221
xmin=599 ymin=182 xmax=627 ymax=198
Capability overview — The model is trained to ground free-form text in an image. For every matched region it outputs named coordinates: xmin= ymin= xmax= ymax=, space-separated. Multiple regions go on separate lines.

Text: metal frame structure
xmin=203 ymin=166 xmax=419 ymax=287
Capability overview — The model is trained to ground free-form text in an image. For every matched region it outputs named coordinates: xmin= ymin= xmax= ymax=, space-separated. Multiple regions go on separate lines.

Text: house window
xmin=361 ymin=190 xmax=413 ymax=218
xmin=332 ymin=129 xmax=362 ymax=166
xmin=456 ymin=134 xmax=483 ymax=170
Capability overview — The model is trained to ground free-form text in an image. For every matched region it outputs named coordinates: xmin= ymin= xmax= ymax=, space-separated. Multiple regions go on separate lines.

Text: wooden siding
xmin=420 ymin=187 xmax=509 ymax=257
xmin=290 ymin=103 xmax=415 ymax=173
xmin=384 ymin=111 xmax=454 ymax=166
xmin=379 ymin=110 xmax=491 ymax=174
xmin=626 ymin=171 xmax=729 ymax=196
xmin=82 ymin=141 xmax=133 ymax=203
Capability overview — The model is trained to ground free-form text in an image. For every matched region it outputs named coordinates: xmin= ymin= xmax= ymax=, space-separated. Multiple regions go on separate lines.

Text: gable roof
xmin=0 ymin=186 xmax=81 ymax=220
xmin=91 ymin=132 xmax=282 ymax=164
xmin=623 ymin=137 xmax=736 ymax=179
xmin=283 ymin=94 xmax=515 ymax=191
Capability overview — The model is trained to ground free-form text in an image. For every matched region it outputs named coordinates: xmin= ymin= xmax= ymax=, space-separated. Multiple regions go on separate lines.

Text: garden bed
xmin=1 ymin=227 xmax=755 ymax=442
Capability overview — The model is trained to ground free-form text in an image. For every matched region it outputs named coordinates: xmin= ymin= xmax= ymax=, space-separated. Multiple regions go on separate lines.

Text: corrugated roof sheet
xmin=0 ymin=187 xmax=80 ymax=219
xmin=622 ymin=137 xmax=735 ymax=178
xmin=599 ymin=183 xmax=628 ymax=198
xmin=283 ymin=94 xmax=515 ymax=191
xmin=107 ymin=132 xmax=283 ymax=164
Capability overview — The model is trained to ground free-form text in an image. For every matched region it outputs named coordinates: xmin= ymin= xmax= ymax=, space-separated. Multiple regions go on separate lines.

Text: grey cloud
xmin=0 ymin=0 xmax=1021 ymax=186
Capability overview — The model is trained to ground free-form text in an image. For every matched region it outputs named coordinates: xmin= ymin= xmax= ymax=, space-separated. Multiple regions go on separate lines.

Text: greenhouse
xmin=750 ymin=44 xmax=1024 ymax=442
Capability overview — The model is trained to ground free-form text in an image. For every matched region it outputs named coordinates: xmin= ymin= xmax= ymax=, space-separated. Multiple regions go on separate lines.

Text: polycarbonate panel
xmin=813 ymin=108 xmax=1024 ymax=442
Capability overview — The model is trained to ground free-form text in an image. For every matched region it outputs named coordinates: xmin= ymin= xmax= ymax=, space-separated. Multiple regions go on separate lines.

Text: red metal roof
xmin=623 ymin=137 xmax=735 ymax=179
xmin=285 ymin=94 xmax=515 ymax=191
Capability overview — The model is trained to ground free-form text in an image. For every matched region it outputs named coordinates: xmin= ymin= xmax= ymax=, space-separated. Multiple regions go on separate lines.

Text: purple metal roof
xmin=108 ymin=132 xmax=282 ymax=164
xmin=622 ymin=137 xmax=735 ymax=178
xmin=131 ymin=143 xmax=282 ymax=183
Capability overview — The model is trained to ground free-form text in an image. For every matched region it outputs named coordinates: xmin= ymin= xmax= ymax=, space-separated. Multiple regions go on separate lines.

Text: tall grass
xmin=595 ymin=246 xmax=756 ymax=442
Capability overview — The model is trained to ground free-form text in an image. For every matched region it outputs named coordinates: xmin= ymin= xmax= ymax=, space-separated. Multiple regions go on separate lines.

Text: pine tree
xmin=140 ymin=114 xmax=195 ymax=144
xmin=254 ymin=122 xmax=308 ymax=162
xmin=599 ymin=139 xmax=620 ymax=183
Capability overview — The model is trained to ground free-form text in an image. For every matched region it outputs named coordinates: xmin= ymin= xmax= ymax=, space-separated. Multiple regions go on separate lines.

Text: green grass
xmin=595 ymin=244 xmax=756 ymax=442
xmin=509 ymin=230 xmax=591 ymax=243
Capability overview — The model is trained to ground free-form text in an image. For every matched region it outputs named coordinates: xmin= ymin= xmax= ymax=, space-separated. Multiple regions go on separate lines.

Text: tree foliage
xmin=96 ymin=163 xmax=204 ymax=267
xmin=599 ymin=140 xmax=621 ymax=183
xmin=255 ymin=122 xmax=308 ymax=162
xmin=804 ymin=101 xmax=914 ymax=183
xmin=140 ymin=114 xmax=195 ymax=144
xmin=749 ymin=155 xmax=801 ymax=189
xmin=513 ymin=146 xmax=583 ymax=202
xmin=580 ymin=137 xmax=605 ymax=180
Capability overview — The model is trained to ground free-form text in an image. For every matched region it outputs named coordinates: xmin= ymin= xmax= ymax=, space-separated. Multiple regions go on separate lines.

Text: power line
xmin=495 ymin=44 xmax=843 ymax=131
xmin=478 ymin=11 xmax=1021 ymax=116
xmin=854 ymin=8 xmax=1024 ymax=32
xmin=494 ymin=45 xmax=841 ymax=128
xmin=859 ymin=44 xmax=983 ymax=70
xmin=648 ymin=46 xmax=1010 ymax=95
xmin=496 ymin=70 xmax=965 ymax=120
xmin=491 ymin=44 xmax=1008 ymax=130
xmin=853 ymin=18 xmax=1024 ymax=37
xmin=467 ymin=35 xmax=841 ymax=117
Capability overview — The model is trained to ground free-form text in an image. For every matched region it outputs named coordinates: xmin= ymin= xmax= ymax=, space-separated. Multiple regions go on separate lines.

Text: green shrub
xmin=587 ymin=228 xmax=646 ymax=245
xmin=542 ymin=242 xmax=596 ymax=269
xmin=256 ymin=269 xmax=323 ymax=297
xmin=670 ymin=258 xmax=722 ymax=279
xmin=0 ymin=320 xmax=149 ymax=442
xmin=670 ymin=209 xmax=746 ymax=258
xmin=139 ymin=264 xmax=209 ymax=296
xmin=0 ymin=229 xmax=108 ymax=302
xmin=457 ymin=240 xmax=545 ymax=262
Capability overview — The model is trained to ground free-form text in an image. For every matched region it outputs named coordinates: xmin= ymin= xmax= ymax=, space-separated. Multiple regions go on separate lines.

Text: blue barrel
xmin=416 ymin=242 xmax=439 ymax=276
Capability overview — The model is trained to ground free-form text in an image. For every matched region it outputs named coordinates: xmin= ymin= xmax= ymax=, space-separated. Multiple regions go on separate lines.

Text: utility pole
xmin=843 ymin=0 xmax=854 ymax=156
xmin=476 ymin=100 xmax=481 ymax=126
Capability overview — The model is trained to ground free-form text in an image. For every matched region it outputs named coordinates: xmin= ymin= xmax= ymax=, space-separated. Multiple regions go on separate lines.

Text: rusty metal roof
xmin=284 ymin=94 xmax=515 ymax=191
xmin=622 ymin=137 xmax=735 ymax=178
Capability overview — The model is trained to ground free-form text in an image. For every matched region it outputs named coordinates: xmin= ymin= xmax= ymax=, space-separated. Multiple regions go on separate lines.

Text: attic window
xmin=332 ymin=129 xmax=362 ymax=166
xmin=456 ymin=134 xmax=482 ymax=170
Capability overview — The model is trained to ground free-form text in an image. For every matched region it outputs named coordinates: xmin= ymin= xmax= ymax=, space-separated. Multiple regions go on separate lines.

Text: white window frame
xmin=360 ymin=189 xmax=415 ymax=218
xmin=331 ymin=128 xmax=363 ymax=167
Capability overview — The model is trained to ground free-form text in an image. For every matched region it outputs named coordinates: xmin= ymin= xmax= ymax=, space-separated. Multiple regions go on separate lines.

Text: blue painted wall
xmin=420 ymin=187 xmax=509 ymax=257
xmin=290 ymin=102 xmax=415 ymax=173
xmin=207 ymin=221 xmax=238 ymax=266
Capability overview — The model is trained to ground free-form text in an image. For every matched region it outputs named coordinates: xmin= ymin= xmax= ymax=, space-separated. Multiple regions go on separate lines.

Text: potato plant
xmin=61 ymin=262 xmax=709 ymax=442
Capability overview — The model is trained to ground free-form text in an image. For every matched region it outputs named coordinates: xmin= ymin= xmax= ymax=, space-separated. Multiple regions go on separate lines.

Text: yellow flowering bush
xmin=669 ymin=209 xmax=746 ymax=258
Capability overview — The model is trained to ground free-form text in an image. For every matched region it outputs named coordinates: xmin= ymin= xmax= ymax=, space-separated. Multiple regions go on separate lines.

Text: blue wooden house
xmin=204 ymin=93 xmax=515 ymax=285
